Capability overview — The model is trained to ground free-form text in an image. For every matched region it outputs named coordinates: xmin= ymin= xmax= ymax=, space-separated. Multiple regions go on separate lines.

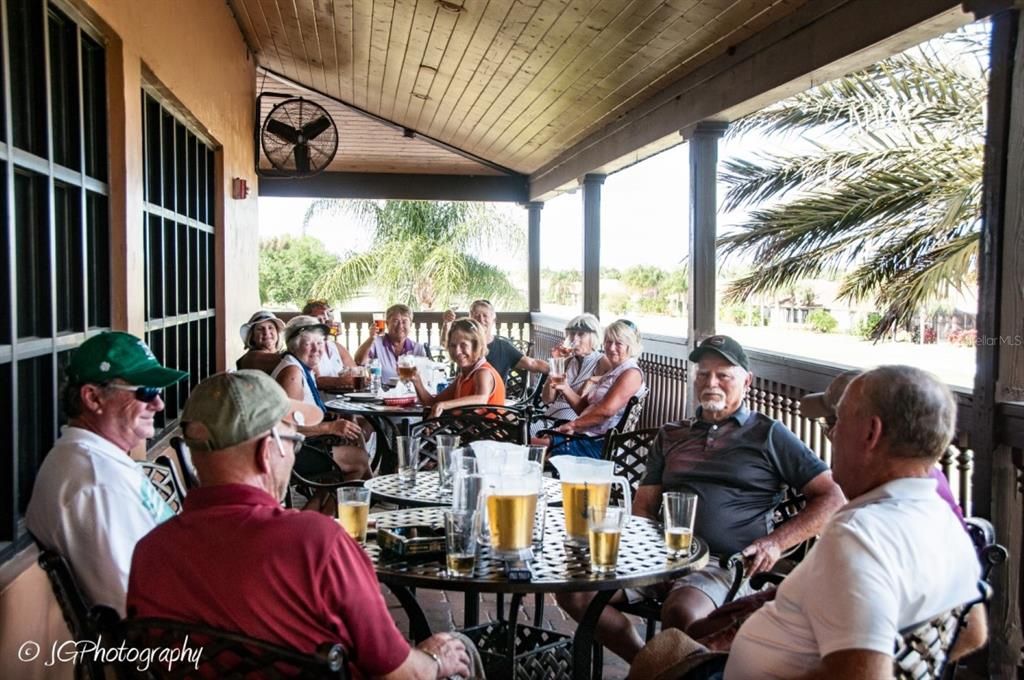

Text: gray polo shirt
xmin=641 ymin=405 xmax=827 ymax=556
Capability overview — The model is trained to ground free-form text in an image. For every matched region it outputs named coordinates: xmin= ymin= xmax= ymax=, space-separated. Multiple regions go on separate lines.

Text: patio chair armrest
xmin=720 ymin=553 xmax=747 ymax=604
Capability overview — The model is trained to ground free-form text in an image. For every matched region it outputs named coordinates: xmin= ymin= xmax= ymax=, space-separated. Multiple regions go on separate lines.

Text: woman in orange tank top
xmin=411 ymin=318 xmax=505 ymax=417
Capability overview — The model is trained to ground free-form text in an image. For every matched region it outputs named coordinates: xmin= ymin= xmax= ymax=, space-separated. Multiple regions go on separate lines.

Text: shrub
xmin=720 ymin=303 xmax=747 ymax=325
xmin=807 ymin=309 xmax=838 ymax=334
xmin=854 ymin=312 xmax=882 ymax=339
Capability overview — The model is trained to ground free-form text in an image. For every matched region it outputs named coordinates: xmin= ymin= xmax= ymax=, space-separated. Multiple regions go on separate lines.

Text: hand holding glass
xmin=663 ymin=492 xmax=698 ymax=558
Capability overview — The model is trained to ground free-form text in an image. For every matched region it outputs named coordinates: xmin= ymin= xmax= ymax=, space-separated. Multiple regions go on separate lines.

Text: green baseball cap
xmin=181 ymin=370 xmax=323 ymax=451
xmin=67 ymin=332 xmax=188 ymax=387
xmin=688 ymin=334 xmax=750 ymax=372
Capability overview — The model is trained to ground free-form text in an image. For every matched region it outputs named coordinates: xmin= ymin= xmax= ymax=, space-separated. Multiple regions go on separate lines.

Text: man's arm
xmin=515 ymin=355 xmax=550 ymax=374
xmin=794 ymin=649 xmax=893 ymax=680
xmin=741 ymin=470 xmax=845 ymax=575
xmin=633 ymin=484 xmax=663 ymax=521
xmin=950 ymin=605 xmax=988 ymax=661
xmin=378 ymin=634 xmax=471 ymax=680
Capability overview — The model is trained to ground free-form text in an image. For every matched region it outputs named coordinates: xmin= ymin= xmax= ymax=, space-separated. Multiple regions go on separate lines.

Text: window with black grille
xmin=0 ymin=0 xmax=111 ymax=551
xmin=141 ymin=92 xmax=217 ymax=441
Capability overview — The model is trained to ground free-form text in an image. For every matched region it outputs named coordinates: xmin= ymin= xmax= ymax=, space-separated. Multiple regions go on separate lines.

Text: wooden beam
xmin=582 ymin=174 xmax=605 ymax=316
xmin=963 ymin=0 xmax=1024 ymax=18
xmin=973 ymin=9 xmax=1024 ymax=677
xmin=258 ymin=172 xmax=529 ymax=202
xmin=528 ymin=0 xmax=968 ymax=200
xmin=685 ymin=122 xmax=727 ymax=416
xmin=527 ymin=202 xmax=543 ymax=313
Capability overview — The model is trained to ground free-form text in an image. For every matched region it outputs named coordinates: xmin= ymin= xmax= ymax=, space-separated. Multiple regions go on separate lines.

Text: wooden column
xmin=684 ymin=121 xmax=728 ymax=416
xmin=527 ymin=202 xmax=543 ymax=313
xmin=582 ymin=174 xmax=605 ymax=316
xmin=971 ymin=7 xmax=1023 ymax=676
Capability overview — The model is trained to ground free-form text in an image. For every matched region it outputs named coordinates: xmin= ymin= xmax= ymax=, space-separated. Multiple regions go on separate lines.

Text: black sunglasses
xmin=106 ymin=384 xmax=163 ymax=403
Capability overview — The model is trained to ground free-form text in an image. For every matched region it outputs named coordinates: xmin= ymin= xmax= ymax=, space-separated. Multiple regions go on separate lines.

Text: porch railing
xmin=332 ymin=311 xmax=532 ymax=357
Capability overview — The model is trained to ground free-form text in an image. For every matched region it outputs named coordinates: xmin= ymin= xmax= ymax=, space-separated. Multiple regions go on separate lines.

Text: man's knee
xmin=662 ymin=587 xmax=717 ymax=631
xmin=556 ymin=591 xmax=594 ymax=620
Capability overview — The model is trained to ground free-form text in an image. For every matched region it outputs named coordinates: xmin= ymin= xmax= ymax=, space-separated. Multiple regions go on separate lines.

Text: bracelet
xmin=427 ymin=650 xmax=443 ymax=679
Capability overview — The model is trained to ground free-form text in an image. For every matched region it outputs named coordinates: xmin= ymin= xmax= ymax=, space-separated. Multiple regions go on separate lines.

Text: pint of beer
xmin=588 ymin=506 xmax=628 ymax=574
xmin=337 ymin=487 xmax=371 ymax=544
xmin=663 ymin=491 xmax=698 ymax=558
xmin=486 ymin=493 xmax=537 ymax=555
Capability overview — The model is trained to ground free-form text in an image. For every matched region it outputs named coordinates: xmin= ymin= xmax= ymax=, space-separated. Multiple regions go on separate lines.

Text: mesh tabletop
xmin=324 ymin=398 xmax=425 ymax=417
xmin=367 ymin=472 xmax=563 ymax=508
xmin=367 ymin=507 xmax=709 ymax=594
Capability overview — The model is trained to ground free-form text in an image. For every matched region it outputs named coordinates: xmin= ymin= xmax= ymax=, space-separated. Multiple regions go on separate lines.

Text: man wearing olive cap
xmin=128 ymin=371 xmax=471 ymax=680
xmin=561 ymin=335 xmax=844 ymax=664
xmin=26 ymin=331 xmax=187 ymax=615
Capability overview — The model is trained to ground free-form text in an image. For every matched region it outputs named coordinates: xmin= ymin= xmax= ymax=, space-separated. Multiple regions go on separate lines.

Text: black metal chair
xmin=602 ymin=427 xmax=659 ymax=503
xmin=139 ymin=457 xmax=186 ymax=515
xmin=90 ymin=605 xmax=350 ymax=679
xmin=287 ymin=443 xmax=364 ymax=511
xmin=407 ymin=404 xmax=528 ymax=462
xmin=37 ymin=547 xmax=105 ymax=680
xmin=539 ymin=393 xmax=647 ymax=459
xmin=169 ymin=436 xmax=200 ymax=490
xmin=895 ymin=581 xmax=991 ymax=680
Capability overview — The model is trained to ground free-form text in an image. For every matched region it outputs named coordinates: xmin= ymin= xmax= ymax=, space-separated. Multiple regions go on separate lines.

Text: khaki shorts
xmin=624 ymin=561 xmax=754 ymax=608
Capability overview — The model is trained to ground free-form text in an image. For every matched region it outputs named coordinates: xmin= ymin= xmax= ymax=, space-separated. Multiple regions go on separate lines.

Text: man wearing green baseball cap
xmin=128 ymin=371 xmax=473 ymax=679
xmin=26 ymin=331 xmax=187 ymax=616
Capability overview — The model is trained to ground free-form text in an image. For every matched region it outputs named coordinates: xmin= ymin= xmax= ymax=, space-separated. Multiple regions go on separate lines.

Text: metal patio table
xmin=365 ymin=471 xmax=563 ymax=508
xmin=325 ymin=396 xmax=426 ymax=474
xmin=366 ymin=506 xmax=709 ymax=680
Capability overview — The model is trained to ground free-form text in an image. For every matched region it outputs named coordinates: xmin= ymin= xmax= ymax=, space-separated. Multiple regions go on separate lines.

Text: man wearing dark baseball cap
xmin=575 ymin=334 xmax=844 ymax=664
xmin=128 ymin=371 xmax=472 ymax=679
xmin=26 ymin=331 xmax=187 ymax=615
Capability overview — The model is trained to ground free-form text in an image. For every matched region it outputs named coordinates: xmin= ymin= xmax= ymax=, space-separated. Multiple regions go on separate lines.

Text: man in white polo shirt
xmin=26 ymin=332 xmax=187 ymax=616
xmin=725 ymin=365 xmax=986 ymax=679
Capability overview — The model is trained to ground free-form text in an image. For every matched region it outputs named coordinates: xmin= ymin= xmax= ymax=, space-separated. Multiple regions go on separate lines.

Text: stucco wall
xmin=0 ymin=1 xmax=256 ymax=676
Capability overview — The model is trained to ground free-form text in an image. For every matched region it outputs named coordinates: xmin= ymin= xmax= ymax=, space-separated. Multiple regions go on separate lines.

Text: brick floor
xmin=382 ymin=585 xmax=637 ymax=679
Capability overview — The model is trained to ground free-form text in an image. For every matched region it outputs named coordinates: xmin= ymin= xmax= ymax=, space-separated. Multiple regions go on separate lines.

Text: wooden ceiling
xmin=232 ymin=0 xmax=812 ymax=178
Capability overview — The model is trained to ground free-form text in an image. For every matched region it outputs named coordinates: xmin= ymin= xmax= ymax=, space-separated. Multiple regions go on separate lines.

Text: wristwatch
xmin=427 ymin=650 xmax=443 ymax=679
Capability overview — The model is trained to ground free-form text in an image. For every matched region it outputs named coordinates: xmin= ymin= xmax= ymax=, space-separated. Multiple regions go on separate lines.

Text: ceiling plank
xmin=232 ymin=0 xmax=265 ymax=56
xmin=377 ymin=0 xmax=417 ymax=120
xmin=334 ymin=0 xmax=355 ymax=103
xmin=402 ymin=4 xmax=463 ymax=129
xmin=351 ymin=0 xmax=374 ymax=108
xmin=368 ymin=0 xmax=398 ymax=116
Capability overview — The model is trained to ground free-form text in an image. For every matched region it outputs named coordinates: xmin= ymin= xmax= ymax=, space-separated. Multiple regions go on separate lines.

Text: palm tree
xmin=718 ymin=28 xmax=987 ymax=337
xmin=306 ymin=200 xmax=524 ymax=310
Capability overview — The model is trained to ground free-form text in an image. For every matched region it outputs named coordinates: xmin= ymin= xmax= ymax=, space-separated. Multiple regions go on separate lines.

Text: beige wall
xmin=0 ymin=1 xmax=257 ymax=675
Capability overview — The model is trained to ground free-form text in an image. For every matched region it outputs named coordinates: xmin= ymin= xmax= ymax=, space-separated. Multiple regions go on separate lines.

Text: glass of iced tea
xmin=444 ymin=509 xmax=478 ymax=577
xmin=588 ymin=506 xmax=628 ymax=573
xmin=662 ymin=492 xmax=698 ymax=559
xmin=337 ymin=487 xmax=371 ymax=544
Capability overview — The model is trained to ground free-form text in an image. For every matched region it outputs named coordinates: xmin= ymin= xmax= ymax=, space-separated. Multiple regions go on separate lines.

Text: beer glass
xmin=436 ymin=435 xmax=462 ymax=489
xmin=588 ymin=506 xmax=628 ymax=573
xmin=527 ymin=446 xmax=546 ymax=466
xmin=395 ymin=436 xmax=419 ymax=484
xmin=452 ymin=471 xmax=482 ymax=512
xmin=549 ymin=357 xmax=567 ymax=387
xmin=532 ymin=490 xmax=548 ymax=551
xmin=372 ymin=312 xmax=386 ymax=334
xmin=663 ymin=492 xmax=698 ymax=558
xmin=337 ymin=487 xmax=371 ymax=544
xmin=444 ymin=510 xmax=478 ymax=577
xmin=397 ymin=355 xmax=416 ymax=385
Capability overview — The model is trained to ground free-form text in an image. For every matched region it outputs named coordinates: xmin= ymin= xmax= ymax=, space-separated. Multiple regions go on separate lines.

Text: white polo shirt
xmin=726 ymin=477 xmax=980 ymax=679
xmin=26 ymin=427 xmax=174 ymax=616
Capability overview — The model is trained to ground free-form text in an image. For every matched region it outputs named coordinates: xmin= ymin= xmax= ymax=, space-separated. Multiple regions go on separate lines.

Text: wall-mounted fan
xmin=260 ymin=97 xmax=338 ymax=177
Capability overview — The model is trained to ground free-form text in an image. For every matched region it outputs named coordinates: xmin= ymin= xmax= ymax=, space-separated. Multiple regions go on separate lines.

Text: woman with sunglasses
xmin=536 ymin=319 xmax=646 ymax=458
xmin=272 ymin=316 xmax=370 ymax=481
xmin=533 ymin=313 xmax=609 ymax=435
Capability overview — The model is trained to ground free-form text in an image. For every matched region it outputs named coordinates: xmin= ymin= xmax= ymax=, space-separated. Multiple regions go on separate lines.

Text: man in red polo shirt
xmin=128 ymin=370 xmax=470 ymax=679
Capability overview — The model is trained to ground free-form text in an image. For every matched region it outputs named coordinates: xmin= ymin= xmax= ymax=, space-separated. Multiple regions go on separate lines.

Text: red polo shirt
xmin=128 ymin=484 xmax=410 ymax=678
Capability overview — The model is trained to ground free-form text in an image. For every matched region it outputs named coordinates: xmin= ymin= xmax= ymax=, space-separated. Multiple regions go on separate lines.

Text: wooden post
xmin=972 ymin=8 xmax=1023 ymax=676
xmin=684 ymin=121 xmax=728 ymax=416
xmin=527 ymin=202 xmax=543 ymax=313
xmin=582 ymin=174 xmax=605 ymax=316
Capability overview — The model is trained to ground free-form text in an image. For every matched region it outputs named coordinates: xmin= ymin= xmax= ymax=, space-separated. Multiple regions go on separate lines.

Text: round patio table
xmin=366 ymin=471 xmax=564 ymax=508
xmin=325 ymin=396 xmax=426 ymax=474
xmin=366 ymin=506 xmax=709 ymax=680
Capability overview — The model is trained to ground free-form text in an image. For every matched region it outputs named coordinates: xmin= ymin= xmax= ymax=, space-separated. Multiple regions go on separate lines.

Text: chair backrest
xmin=602 ymin=428 xmax=659 ymax=502
xmin=498 ymin=335 xmax=532 ymax=356
xmin=894 ymin=582 xmax=990 ymax=680
xmin=614 ymin=393 xmax=646 ymax=434
xmin=139 ymin=459 xmax=185 ymax=514
xmin=169 ymin=436 xmax=200 ymax=490
xmin=964 ymin=516 xmax=1009 ymax=582
xmin=408 ymin=405 xmax=527 ymax=458
xmin=90 ymin=605 xmax=350 ymax=679
xmin=38 ymin=547 xmax=93 ymax=642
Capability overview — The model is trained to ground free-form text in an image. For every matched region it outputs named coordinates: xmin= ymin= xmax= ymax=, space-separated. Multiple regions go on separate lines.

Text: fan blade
xmin=301 ymin=116 xmax=332 ymax=141
xmin=266 ymin=118 xmax=300 ymax=145
xmin=294 ymin=144 xmax=311 ymax=174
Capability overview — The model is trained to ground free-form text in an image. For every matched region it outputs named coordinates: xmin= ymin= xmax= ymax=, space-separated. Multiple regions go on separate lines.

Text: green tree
xmin=807 ymin=309 xmax=839 ymax=334
xmin=718 ymin=29 xmax=986 ymax=338
xmin=622 ymin=265 xmax=667 ymax=293
xmin=545 ymin=269 xmax=581 ymax=306
xmin=305 ymin=200 xmax=524 ymax=310
xmin=259 ymin=236 xmax=342 ymax=307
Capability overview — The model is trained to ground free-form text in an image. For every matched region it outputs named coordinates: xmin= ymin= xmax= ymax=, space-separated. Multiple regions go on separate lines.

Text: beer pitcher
xmin=479 ymin=460 xmax=542 ymax=560
xmin=550 ymin=457 xmax=632 ymax=546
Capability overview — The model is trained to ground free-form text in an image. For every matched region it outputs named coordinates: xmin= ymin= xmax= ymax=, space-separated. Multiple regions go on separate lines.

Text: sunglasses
xmin=619 ymin=319 xmax=637 ymax=331
xmin=271 ymin=427 xmax=305 ymax=454
xmin=817 ymin=416 xmax=837 ymax=431
xmin=105 ymin=383 xmax=164 ymax=403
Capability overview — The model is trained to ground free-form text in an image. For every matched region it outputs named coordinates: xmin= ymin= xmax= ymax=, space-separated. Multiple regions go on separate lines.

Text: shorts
xmin=624 ymin=561 xmax=754 ymax=608
xmin=549 ymin=434 xmax=604 ymax=459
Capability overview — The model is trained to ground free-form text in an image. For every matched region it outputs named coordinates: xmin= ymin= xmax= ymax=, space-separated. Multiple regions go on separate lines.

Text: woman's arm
xmin=336 ymin=342 xmax=357 ymax=368
xmin=429 ymin=369 xmax=496 ymax=418
xmin=555 ymin=368 xmax=642 ymax=434
xmin=550 ymin=381 xmax=587 ymax=414
xmin=353 ymin=335 xmax=376 ymax=365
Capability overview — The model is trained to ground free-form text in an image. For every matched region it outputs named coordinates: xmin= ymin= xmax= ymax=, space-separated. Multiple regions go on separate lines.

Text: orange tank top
xmin=454 ymin=361 xmax=506 ymax=405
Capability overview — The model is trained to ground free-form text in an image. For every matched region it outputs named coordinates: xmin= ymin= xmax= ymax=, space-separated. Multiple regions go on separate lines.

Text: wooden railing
xmin=531 ymin=314 xmax=980 ymax=516
xmin=332 ymin=311 xmax=532 ymax=357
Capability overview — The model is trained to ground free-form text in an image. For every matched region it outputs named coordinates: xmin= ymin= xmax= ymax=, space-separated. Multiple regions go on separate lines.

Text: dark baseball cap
xmin=688 ymin=335 xmax=750 ymax=371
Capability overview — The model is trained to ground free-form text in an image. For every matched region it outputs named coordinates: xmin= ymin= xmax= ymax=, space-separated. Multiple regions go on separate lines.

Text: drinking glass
xmin=444 ymin=510 xmax=478 ymax=577
xmin=527 ymin=446 xmax=547 ymax=467
xmin=588 ymin=506 xmax=628 ymax=574
xmin=436 ymin=435 xmax=462 ymax=489
xmin=395 ymin=436 xmax=419 ymax=484
xmin=372 ymin=313 xmax=386 ymax=334
xmin=662 ymin=492 xmax=698 ymax=559
xmin=549 ymin=356 xmax=567 ymax=387
xmin=532 ymin=490 xmax=548 ymax=551
xmin=397 ymin=355 xmax=417 ymax=385
xmin=452 ymin=471 xmax=483 ymax=513
xmin=337 ymin=487 xmax=371 ymax=544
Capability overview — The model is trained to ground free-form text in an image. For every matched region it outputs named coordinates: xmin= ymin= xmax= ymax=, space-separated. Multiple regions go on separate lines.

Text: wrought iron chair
xmin=37 ymin=546 xmax=104 ymax=680
xmin=895 ymin=581 xmax=991 ymax=680
xmin=139 ymin=457 xmax=186 ymax=514
xmin=407 ymin=404 xmax=528 ymax=462
xmin=169 ymin=436 xmax=200 ymax=490
xmin=538 ymin=393 xmax=647 ymax=459
xmin=90 ymin=605 xmax=350 ymax=679
xmin=602 ymin=427 xmax=659 ymax=503
xmin=287 ymin=443 xmax=364 ymax=511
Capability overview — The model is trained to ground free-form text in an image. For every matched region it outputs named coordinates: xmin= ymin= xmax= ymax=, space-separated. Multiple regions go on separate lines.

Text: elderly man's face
xmin=830 ymin=378 xmax=872 ymax=498
xmin=470 ymin=306 xmax=495 ymax=337
xmin=694 ymin=355 xmax=750 ymax=417
xmin=96 ymin=380 xmax=165 ymax=450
